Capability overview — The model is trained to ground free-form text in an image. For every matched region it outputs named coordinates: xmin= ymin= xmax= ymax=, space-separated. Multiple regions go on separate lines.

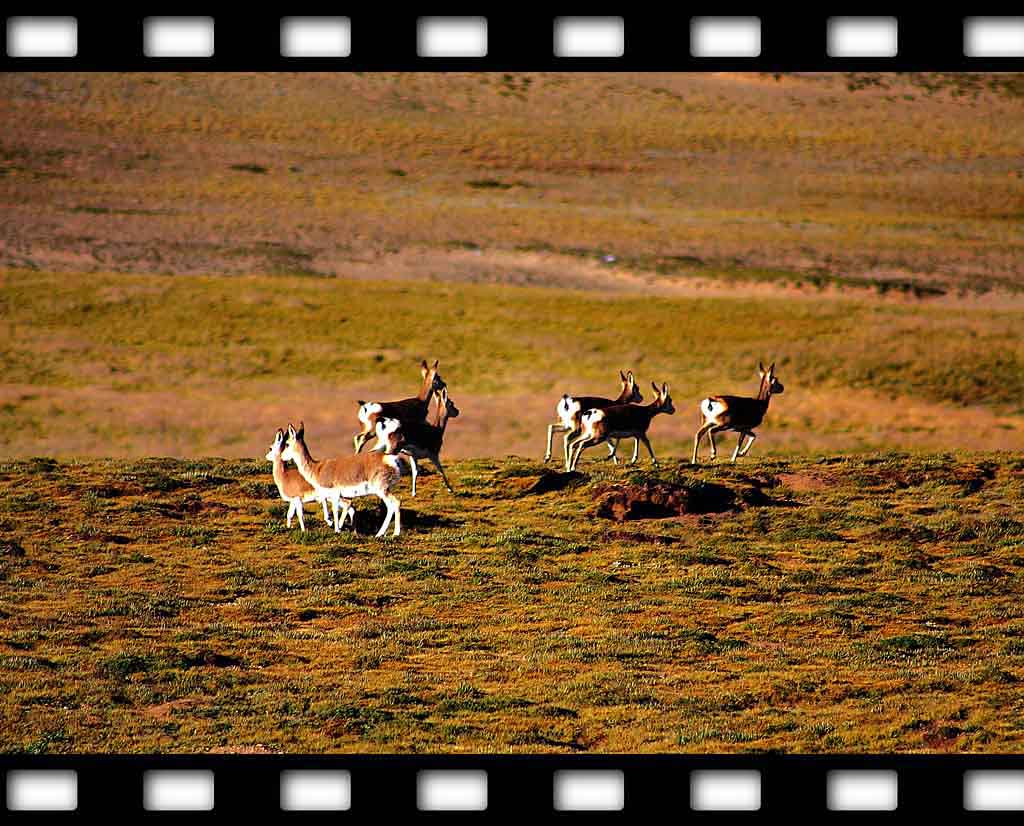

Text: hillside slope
xmin=2 ymin=453 xmax=1024 ymax=753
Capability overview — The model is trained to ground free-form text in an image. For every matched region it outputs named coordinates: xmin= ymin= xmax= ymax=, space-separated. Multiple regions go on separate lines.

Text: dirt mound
xmin=517 ymin=470 xmax=587 ymax=496
xmin=593 ymin=481 xmax=737 ymax=521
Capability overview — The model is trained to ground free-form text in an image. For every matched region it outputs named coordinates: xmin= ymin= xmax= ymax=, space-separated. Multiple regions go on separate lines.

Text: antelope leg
xmin=640 ymin=434 xmax=657 ymax=465
xmin=692 ymin=423 xmax=713 ymax=464
xmin=738 ymin=431 xmax=757 ymax=457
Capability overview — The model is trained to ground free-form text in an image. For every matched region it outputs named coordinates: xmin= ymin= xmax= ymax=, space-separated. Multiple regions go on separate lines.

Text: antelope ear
xmin=662 ymin=382 xmax=669 ymax=396
xmin=651 ymin=381 xmax=660 ymax=394
xmin=768 ymin=361 xmax=776 ymax=373
xmin=758 ymin=361 xmax=765 ymax=375
xmin=420 ymin=359 xmax=429 ymax=377
xmin=627 ymin=370 xmax=634 ymax=383
xmin=297 ymin=421 xmax=305 ymax=439
xmin=286 ymin=423 xmax=295 ymax=436
xmin=619 ymin=370 xmax=626 ymax=382
xmin=432 ymin=359 xmax=439 ymax=372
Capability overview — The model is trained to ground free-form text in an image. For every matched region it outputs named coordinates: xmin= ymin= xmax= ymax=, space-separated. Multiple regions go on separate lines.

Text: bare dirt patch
xmin=593 ymin=481 xmax=738 ymax=521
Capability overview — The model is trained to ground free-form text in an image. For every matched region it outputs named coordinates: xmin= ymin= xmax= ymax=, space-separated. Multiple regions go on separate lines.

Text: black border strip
xmin=1 ymin=12 xmax=1023 ymax=71
xmin=3 ymin=754 xmax=1024 ymax=817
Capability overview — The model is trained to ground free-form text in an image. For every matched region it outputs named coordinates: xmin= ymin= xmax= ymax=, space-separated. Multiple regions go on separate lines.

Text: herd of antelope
xmin=266 ymin=359 xmax=784 ymax=538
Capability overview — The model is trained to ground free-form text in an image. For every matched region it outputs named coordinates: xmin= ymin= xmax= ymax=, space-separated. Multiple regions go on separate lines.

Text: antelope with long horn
xmin=283 ymin=418 xmax=417 ymax=538
xmin=265 ymin=428 xmax=349 ymax=532
xmin=545 ymin=370 xmax=643 ymax=471
xmin=692 ymin=362 xmax=784 ymax=464
xmin=353 ymin=359 xmax=446 ymax=453
xmin=567 ymin=382 xmax=675 ymax=472
xmin=373 ymin=387 xmax=459 ymax=495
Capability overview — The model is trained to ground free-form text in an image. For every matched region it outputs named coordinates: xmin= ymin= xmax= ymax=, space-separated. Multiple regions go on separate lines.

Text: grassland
xmin=2 ymin=453 xmax=1024 ymax=753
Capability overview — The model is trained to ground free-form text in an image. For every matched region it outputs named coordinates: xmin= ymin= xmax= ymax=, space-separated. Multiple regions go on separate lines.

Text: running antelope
xmin=692 ymin=362 xmax=784 ymax=464
xmin=353 ymin=359 xmax=446 ymax=453
xmin=265 ymin=428 xmax=349 ymax=531
xmin=373 ymin=387 xmax=459 ymax=496
xmin=283 ymin=418 xmax=416 ymax=538
xmin=567 ymin=382 xmax=675 ymax=472
xmin=545 ymin=370 xmax=643 ymax=471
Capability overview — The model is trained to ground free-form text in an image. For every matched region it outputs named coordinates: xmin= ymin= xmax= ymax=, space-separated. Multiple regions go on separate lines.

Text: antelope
xmin=265 ymin=428 xmax=350 ymax=531
xmin=545 ymin=370 xmax=643 ymax=471
xmin=372 ymin=387 xmax=459 ymax=496
xmin=283 ymin=418 xmax=417 ymax=538
xmin=692 ymin=362 xmax=785 ymax=464
xmin=567 ymin=382 xmax=675 ymax=472
xmin=353 ymin=360 xmax=446 ymax=453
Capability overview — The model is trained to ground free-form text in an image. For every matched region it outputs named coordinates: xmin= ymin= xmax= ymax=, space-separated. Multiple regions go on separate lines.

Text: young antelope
xmin=284 ymin=419 xmax=416 ymax=538
xmin=266 ymin=428 xmax=347 ymax=532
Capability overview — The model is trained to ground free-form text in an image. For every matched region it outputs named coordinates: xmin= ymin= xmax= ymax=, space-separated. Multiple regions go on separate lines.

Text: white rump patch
xmin=358 ymin=402 xmax=383 ymax=424
xmin=703 ymin=398 xmax=726 ymax=421
xmin=557 ymin=396 xmax=582 ymax=428
xmin=581 ymin=409 xmax=604 ymax=427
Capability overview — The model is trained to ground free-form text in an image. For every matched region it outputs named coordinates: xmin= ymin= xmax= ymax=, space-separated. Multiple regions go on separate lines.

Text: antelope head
xmin=620 ymin=370 xmax=643 ymax=404
xmin=265 ymin=428 xmax=285 ymax=462
xmin=281 ymin=421 xmax=305 ymax=463
xmin=421 ymin=359 xmax=446 ymax=395
xmin=758 ymin=362 xmax=784 ymax=396
xmin=652 ymin=381 xmax=675 ymax=415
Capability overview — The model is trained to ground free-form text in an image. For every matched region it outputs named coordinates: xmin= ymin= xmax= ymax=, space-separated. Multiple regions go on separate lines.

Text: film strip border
xmin=1 ymin=12 xmax=1023 ymax=70
xmin=4 ymin=755 xmax=1024 ymax=816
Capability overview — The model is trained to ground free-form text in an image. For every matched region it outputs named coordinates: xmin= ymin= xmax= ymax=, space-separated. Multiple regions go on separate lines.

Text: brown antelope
xmin=353 ymin=360 xmax=446 ymax=453
xmin=545 ymin=370 xmax=643 ymax=471
xmin=372 ymin=387 xmax=459 ymax=496
xmin=283 ymin=418 xmax=416 ymax=538
xmin=266 ymin=428 xmax=349 ymax=531
xmin=692 ymin=362 xmax=784 ymax=464
xmin=567 ymin=382 xmax=675 ymax=472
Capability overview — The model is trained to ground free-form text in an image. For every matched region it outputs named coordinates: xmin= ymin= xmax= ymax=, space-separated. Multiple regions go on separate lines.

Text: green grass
xmin=1 ymin=269 xmax=1023 ymax=459
xmin=2 ymin=453 xmax=1024 ymax=753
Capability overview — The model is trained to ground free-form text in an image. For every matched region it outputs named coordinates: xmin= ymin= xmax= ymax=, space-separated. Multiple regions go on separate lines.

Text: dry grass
xmin=1 ymin=72 xmax=1022 ymax=291
xmin=2 ymin=454 xmax=1024 ymax=753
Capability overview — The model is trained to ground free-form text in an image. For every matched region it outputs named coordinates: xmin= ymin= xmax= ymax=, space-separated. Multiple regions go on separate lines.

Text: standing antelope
xmin=353 ymin=359 xmax=446 ymax=453
xmin=567 ymin=382 xmax=675 ymax=472
xmin=372 ymin=387 xmax=459 ymax=495
xmin=266 ymin=428 xmax=349 ymax=531
xmin=692 ymin=362 xmax=784 ymax=464
xmin=545 ymin=370 xmax=643 ymax=471
xmin=283 ymin=418 xmax=416 ymax=538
